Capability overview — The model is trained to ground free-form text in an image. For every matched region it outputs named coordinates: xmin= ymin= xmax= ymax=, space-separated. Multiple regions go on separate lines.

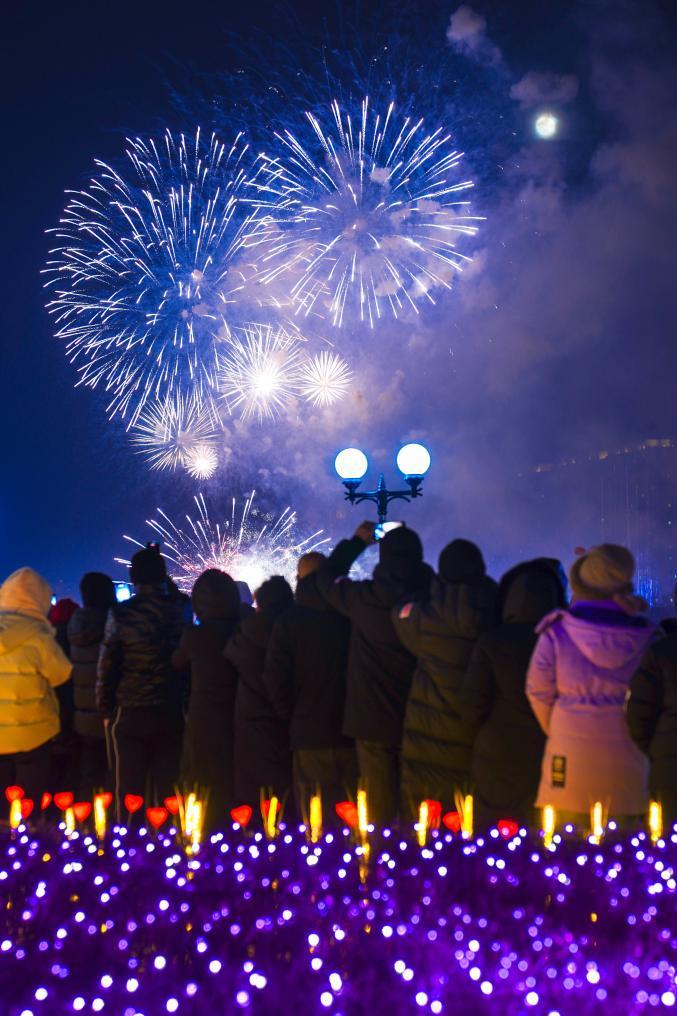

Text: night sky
xmin=3 ymin=0 xmax=677 ymax=598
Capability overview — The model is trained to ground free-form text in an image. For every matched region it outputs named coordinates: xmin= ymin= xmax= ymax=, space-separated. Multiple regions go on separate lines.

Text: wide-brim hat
xmin=569 ymin=543 xmax=647 ymax=613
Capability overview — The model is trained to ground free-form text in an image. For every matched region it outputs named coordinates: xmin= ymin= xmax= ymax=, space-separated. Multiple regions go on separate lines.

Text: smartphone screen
xmin=374 ymin=521 xmax=405 ymax=540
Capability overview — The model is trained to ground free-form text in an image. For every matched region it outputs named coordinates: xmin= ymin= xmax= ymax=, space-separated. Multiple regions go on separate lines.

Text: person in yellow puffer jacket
xmin=0 ymin=567 xmax=72 ymax=803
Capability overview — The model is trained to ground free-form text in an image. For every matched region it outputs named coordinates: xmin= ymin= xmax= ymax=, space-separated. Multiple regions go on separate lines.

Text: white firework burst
xmin=117 ymin=491 xmax=330 ymax=593
xmin=129 ymin=392 xmax=219 ymax=471
xmin=299 ymin=351 xmax=352 ymax=406
xmin=185 ymin=443 xmax=219 ymax=480
xmin=217 ymin=323 xmax=303 ymax=421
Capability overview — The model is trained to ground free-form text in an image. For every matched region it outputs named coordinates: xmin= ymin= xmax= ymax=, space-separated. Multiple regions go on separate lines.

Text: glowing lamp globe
xmin=396 ymin=443 xmax=431 ymax=477
xmin=534 ymin=112 xmax=558 ymax=139
xmin=335 ymin=448 xmax=368 ymax=481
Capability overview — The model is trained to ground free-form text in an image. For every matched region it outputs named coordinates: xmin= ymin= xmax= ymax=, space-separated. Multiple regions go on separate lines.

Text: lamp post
xmin=334 ymin=444 xmax=432 ymax=524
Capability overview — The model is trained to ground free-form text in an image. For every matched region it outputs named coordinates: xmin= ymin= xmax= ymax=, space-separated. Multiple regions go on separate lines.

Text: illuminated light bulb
xmin=93 ymin=795 xmax=107 ymax=842
xmin=266 ymin=797 xmax=279 ymax=840
xmin=542 ymin=805 xmax=556 ymax=848
xmin=649 ymin=801 xmax=663 ymax=844
xmin=454 ymin=792 xmax=474 ymax=840
xmin=590 ymin=802 xmax=605 ymax=845
xmin=417 ymin=800 xmax=430 ymax=848
xmin=65 ymin=807 xmax=76 ymax=838
xmin=309 ymin=795 xmax=322 ymax=844
xmin=9 ymin=799 xmax=22 ymax=831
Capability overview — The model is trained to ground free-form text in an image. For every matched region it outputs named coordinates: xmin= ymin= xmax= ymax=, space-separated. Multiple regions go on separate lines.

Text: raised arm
xmin=315 ymin=523 xmax=374 ymax=617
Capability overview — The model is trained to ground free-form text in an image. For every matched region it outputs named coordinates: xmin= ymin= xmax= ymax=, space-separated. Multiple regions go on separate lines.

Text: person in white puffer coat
xmin=0 ymin=567 xmax=72 ymax=802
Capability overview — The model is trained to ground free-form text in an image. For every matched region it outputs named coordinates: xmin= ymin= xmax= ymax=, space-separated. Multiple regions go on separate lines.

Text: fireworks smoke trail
xmin=44 ymin=129 xmax=271 ymax=423
xmin=299 ymin=350 xmax=352 ymax=406
xmin=129 ymin=392 xmax=219 ymax=472
xmin=117 ymin=492 xmax=330 ymax=592
xmin=217 ymin=323 xmax=304 ymax=421
xmin=255 ymin=97 xmax=483 ymax=327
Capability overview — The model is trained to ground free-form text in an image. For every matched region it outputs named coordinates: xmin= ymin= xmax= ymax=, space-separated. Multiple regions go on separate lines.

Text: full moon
xmin=535 ymin=112 xmax=558 ymax=139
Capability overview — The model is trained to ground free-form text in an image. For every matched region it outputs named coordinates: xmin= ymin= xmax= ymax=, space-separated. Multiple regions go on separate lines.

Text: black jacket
xmin=316 ymin=537 xmax=434 ymax=746
xmin=96 ymin=589 xmax=186 ymax=715
xmin=263 ymin=574 xmax=352 ymax=750
xmin=461 ymin=565 xmax=565 ymax=825
xmin=226 ymin=609 xmax=292 ymax=802
xmin=627 ymin=634 xmax=677 ymax=803
xmin=395 ymin=575 xmax=497 ymax=809
xmin=67 ymin=606 xmax=109 ymax=740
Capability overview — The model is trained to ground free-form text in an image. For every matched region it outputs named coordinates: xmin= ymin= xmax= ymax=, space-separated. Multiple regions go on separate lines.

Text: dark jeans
xmin=356 ymin=740 xmax=400 ymax=828
xmin=79 ymin=736 xmax=111 ymax=799
xmin=0 ymin=740 xmax=52 ymax=804
xmin=111 ymin=706 xmax=183 ymax=822
xmin=293 ymin=745 xmax=359 ymax=824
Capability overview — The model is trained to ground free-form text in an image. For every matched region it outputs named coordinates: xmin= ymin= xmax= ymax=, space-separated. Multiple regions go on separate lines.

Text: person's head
xmin=235 ymin=580 xmax=253 ymax=606
xmin=569 ymin=544 xmax=646 ymax=613
xmin=129 ymin=546 xmax=167 ymax=587
xmin=48 ymin=597 xmax=79 ymax=626
xmin=297 ymin=551 xmax=326 ymax=582
xmin=254 ymin=575 xmax=294 ymax=614
xmin=438 ymin=539 xmax=485 ymax=585
xmin=191 ymin=568 xmax=240 ymax=622
xmin=379 ymin=526 xmax=423 ymax=569
xmin=501 ymin=561 xmax=566 ymax=625
xmin=0 ymin=567 xmax=52 ymax=620
xmin=80 ymin=572 xmax=116 ymax=610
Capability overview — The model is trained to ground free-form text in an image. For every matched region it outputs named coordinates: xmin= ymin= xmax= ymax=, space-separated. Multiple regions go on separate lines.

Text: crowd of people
xmin=1 ymin=522 xmax=676 ymax=832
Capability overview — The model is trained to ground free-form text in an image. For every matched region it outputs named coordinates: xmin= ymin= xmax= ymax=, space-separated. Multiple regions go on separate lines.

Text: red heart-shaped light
xmin=335 ymin=801 xmax=358 ymax=829
xmin=96 ymin=792 xmax=113 ymax=810
xmin=497 ymin=818 xmax=520 ymax=839
xmin=146 ymin=806 xmax=168 ymax=829
xmin=73 ymin=802 xmax=92 ymax=822
xmin=164 ymin=795 xmax=181 ymax=816
xmin=442 ymin=811 xmax=462 ymax=833
xmin=40 ymin=792 xmax=52 ymax=811
xmin=230 ymin=804 xmax=253 ymax=827
xmin=424 ymin=799 xmax=442 ymax=828
xmin=5 ymin=785 xmax=24 ymax=803
xmin=124 ymin=794 xmax=144 ymax=814
xmin=54 ymin=792 xmax=74 ymax=811
xmin=21 ymin=799 xmax=34 ymax=819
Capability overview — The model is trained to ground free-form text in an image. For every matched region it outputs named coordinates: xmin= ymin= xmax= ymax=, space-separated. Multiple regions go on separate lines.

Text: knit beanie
xmin=379 ymin=526 xmax=423 ymax=566
xmin=130 ymin=547 xmax=167 ymax=586
xmin=569 ymin=544 xmax=647 ymax=613
xmin=438 ymin=539 xmax=485 ymax=584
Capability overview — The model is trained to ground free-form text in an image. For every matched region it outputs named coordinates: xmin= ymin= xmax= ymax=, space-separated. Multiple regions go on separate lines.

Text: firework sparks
xmin=185 ymin=443 xmax=219 ymax=480
xmin=44 ymin=129 xmax=269 ymax=423
xmin=118 ymin=492 xmax=329 ymax=592
xmin=299 ymin=350 xmax=352 ymax=406
xmin=129 ymin=392 xmax=218 ymax=472
xmin=217 ymin=323 xmax=303 ymax=421
xmin=255 ymin=97 xmax=483 ymax=327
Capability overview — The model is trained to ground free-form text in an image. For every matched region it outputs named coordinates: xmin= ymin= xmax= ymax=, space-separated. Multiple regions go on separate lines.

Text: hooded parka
xmin=527 ymin=601 xmax=656 ymax=815
xmin=0 ymin=568 xmax=72 ymax=754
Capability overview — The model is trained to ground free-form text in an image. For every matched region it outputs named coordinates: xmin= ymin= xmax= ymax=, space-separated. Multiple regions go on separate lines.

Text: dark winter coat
xmin=627 ymin=634 xmax=677 ymax=815
xmin=395 ymin=575 xmax=497 ymax=812
xmin=96 ymin=589 xmax=186 ymax=715
xmin=173 ymin=616 xmax=240 ymax=821
xmin=226 ymin=609 xmax=292 ymax=805
xmin=315 ymin=537 xmax=434 ymax=746
xmin=263 ymin=574 xmax=352 ymax=750
xmin=67 ymin=606 xmax=109 ymax=740
xmin=461 ymin=565 xmax=565 ymax=827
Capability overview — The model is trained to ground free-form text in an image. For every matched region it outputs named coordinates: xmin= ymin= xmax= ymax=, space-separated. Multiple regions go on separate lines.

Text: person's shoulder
xmin=534 ymin=608 xmax=568 ymax=636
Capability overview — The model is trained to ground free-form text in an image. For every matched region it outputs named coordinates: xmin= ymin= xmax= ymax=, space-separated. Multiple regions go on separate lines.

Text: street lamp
xmin=334 ymin=443 xmax=431 ymax=523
